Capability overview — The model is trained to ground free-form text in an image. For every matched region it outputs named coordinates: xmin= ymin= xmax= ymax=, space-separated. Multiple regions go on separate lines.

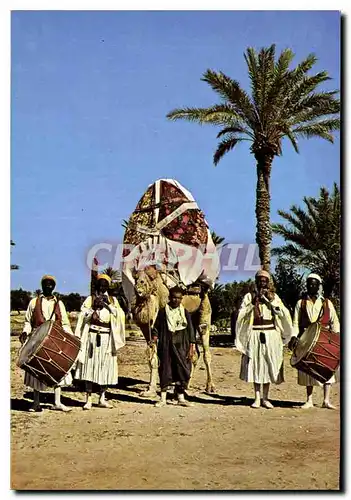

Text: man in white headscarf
xmin=289 ymin=273 xmax=340 ymax=409
xmin=235 ymin=270 xmax=294 ymax=409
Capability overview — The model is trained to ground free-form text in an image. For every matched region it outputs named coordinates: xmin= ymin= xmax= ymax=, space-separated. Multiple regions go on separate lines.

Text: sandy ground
xmin=10 ymin=332 xmax=340 ymax=491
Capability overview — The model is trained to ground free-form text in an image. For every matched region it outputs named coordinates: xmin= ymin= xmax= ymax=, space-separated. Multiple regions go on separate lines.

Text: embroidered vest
xmin=31 ymin=296 xmax=62 ymax=329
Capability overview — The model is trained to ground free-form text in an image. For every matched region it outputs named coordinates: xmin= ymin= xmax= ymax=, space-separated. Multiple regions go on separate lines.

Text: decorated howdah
xmin=122 ymin=179 xmax=220 ymax=302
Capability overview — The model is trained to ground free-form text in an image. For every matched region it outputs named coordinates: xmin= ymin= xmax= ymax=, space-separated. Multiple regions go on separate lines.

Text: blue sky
xmin=11 ymin=10 xmax=340 ymax=295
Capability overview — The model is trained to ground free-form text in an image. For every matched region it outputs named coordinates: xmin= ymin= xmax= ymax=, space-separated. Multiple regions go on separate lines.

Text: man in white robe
xmin=289 ymin=273 xmax=340 ymax=409
xmin=235 ymin=270 xmax=294 ymax=409
xmin=19 ymin=275 xmax=74 ymax=412
xmin=74 ymin=274 xmax=125 ymax=410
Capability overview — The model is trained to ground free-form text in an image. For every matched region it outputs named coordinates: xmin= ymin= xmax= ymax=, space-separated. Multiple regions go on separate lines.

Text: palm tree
xmin=102 ymin=266 xmax=122 ymax=283
xmin=272 ymin=183 xmax=340 ymax=300
xmin=102 ymin=266 xmax=128 ymax=312
xmin=208 ymin=283 xmax=225 ymax=324
xmin=210 ymin=231 xmax=225 ymax=247
xmin=273 ymin=259 xmax=304 ymax=314
xmin=167 ymin=44 xmax=340 ymax=272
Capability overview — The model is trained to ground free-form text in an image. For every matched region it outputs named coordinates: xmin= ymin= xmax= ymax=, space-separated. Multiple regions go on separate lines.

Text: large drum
xmin=17 ymin=320 xmax=81 ymax=387
xmin=290 ymin=322 xmax=340 ymax=384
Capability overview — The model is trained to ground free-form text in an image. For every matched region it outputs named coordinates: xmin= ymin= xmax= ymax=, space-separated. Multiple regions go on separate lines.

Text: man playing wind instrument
xmin=74 ymin=274 xmax=125 ymax=410
xmin=235 ymin=270 xmax=294 ymax=409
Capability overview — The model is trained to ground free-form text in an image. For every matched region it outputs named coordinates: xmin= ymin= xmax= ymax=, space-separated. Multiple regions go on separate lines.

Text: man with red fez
xmin=74 ymin=274 xmax=126 ymax=410
xmin=235 ymin=269 xmax=294 ymax=409
xmin=289 ymin=273 xmax=340 ymax=409
xmin=19 ymin=275 xmax=74 ymax=412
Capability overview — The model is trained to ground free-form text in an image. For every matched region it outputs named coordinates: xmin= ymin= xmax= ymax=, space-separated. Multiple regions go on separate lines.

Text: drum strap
xmin=299 ymin=298 xmax=331 ymax=337
xmin=298 ymin=299 xmax=310 ymax=337
xmin=32 ymin=296 xmax=62 ymax=328
xmin=317 ymin=299 xmax=331 ymax=328
xmin=49 ymin=298 xmax=63 ymax=323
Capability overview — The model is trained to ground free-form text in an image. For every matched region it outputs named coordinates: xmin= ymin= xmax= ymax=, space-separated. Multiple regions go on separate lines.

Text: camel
xmin=130 ymin=266 xmax=215 ymax=396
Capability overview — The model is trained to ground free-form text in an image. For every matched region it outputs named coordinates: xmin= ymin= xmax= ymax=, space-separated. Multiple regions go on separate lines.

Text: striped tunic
xmin=74 ymin=294 xmax=125 ymax=386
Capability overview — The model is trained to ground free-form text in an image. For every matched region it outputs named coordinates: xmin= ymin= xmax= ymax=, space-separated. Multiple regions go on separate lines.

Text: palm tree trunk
xmin=255 ymin=159 xmax=272 ymax=272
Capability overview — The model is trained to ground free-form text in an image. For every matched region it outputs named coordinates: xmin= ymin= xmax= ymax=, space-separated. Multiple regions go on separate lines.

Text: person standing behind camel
xmin=151 ymin=286 xmax=196 ymax=407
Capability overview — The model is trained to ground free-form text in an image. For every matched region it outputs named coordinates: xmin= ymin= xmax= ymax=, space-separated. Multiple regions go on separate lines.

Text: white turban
xmin=307 ymin=273 xmax=322 ymax=284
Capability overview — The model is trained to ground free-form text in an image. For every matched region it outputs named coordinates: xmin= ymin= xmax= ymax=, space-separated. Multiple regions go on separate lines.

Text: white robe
xmin=292 ymin=297 xmax=340 ymax=386
xmin=74 ymin=294 xmax=125 ymax=386
xmin=21 ymin=296 xmax=73 ymax=391
xmin=235 ymin=293 xmax=293 ymax=384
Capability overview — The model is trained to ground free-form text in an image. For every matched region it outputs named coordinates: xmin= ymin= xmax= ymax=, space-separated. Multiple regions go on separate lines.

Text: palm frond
xmin=201 ymin=70 xmax=256 ymax=125
xmin=273 ymin=184 xmax=340 ymax=297
xmin=166 ymin=44 xmax=339 ymax=168
xmin=282 ymin=127 xmax=299 ymax=153
xmin=213 ymin=137 xmax=246 ymax=166
xmin=216 ymin=125 xmax=254 ymax=139
xmin=167 ymin=105 xmax=245 ymax=126
xmin=290 ymin=53 xmax=318 ymax=82
xmin=292 ymin=119 xmax=340 ymax=142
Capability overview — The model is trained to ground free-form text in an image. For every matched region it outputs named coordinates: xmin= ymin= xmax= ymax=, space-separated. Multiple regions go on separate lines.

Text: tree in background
xmin=210 ymin=231 xmax=226 ymax=247
xmin=208 ymin=283 xmax=226 ymax=324
xmin=209 ymin=279 xmax=254 ymax=328
xmin=272 ymin=183 xmax=340 ymax=302
xmin=11 ymin=289 xmax=31 ymax=313
xmin=62 ymin=293 xmax=85 ymax=312
xmin=167 ymin=44 xmax=340 ymax=272
xmin=102 ymin=266 xmax=129 ymax=314
xmin=10 ymin=240 xmax=19 ymax=271
xmin=272 ymin=259 xmax=304 ymax=314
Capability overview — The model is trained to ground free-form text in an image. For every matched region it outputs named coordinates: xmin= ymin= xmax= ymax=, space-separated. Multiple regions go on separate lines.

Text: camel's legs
xmin=140 ymin=343 xmax=159 ymax=397
xmin=188 ymin=327 xmax=215 ymax=393
xmin=201 ymin=328 xmax=215 ymax=393
xmin=187 ymin=347 xmax=199 ymax=391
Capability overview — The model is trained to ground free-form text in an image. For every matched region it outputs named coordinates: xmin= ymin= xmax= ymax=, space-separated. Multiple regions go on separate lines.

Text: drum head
xmin=291 ymin=322 xmax=320 ymax=366
xmin=18 ymin=321 xmax=53 ymax=366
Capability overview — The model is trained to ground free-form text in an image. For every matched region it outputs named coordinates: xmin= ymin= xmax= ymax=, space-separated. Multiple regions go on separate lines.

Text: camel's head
xmin=134 ymin=271 xmax=153 ymax=299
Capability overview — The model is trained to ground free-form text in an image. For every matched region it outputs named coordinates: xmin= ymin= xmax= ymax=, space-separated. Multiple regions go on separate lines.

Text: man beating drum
xmin=288 ymin=273 xmax=340 ymax=409
xmin=19 ymin=275 xmax=74 ymax=412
